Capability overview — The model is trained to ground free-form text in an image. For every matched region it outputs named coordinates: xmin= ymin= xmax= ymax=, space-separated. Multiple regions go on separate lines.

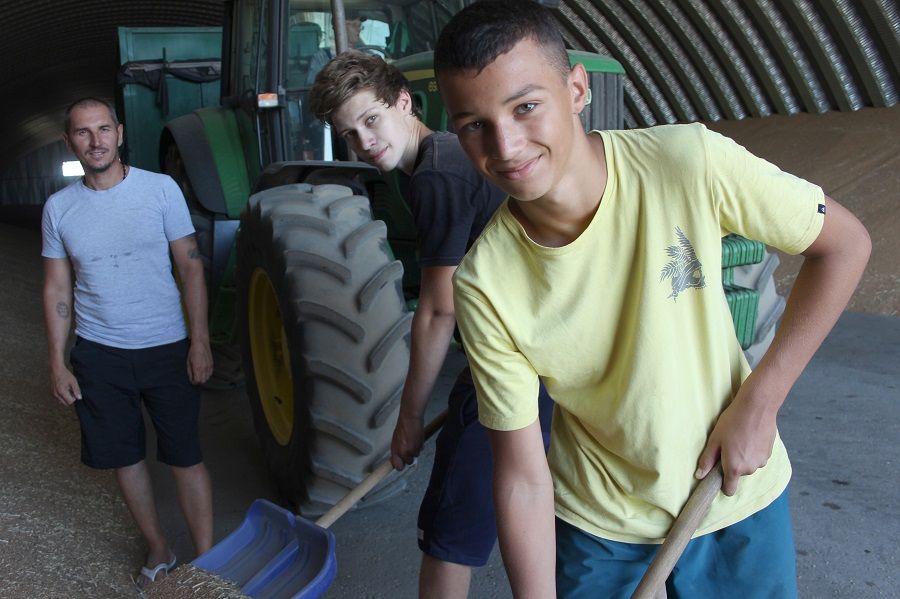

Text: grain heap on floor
xmin=141 ymin=564 xmax=249 ymax=599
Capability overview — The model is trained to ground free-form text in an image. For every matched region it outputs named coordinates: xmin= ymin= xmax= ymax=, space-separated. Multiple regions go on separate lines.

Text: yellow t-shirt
xmin=453 ymin=123 xmax=825 ymax=543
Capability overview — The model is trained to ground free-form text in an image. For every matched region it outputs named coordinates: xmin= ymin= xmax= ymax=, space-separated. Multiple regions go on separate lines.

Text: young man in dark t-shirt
xmin=309 ymin=52 xmax=552 ymax=597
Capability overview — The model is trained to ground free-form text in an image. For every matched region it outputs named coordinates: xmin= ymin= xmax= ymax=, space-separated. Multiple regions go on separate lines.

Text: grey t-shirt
xmin=41 ymin=167 xmax=194 ymax=349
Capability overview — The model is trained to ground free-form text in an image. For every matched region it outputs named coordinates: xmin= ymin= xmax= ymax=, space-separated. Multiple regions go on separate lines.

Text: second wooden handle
xmin=315 ymin=410 xmax=448 ymax=529
xmin=631 ymin=466 xmax=723 ymax=599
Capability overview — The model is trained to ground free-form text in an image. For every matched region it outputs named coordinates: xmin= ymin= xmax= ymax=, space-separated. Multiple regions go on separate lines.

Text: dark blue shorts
xmin=417 ymin=369 xmax=553 ymax=566
xmin=556 ymin=487 xmax=797 ymax=598
xmin=69 ymin=337 xmax=203 ymax=470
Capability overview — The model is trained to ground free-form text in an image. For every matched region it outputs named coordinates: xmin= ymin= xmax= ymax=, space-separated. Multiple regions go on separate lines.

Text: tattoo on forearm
xmin=56 ymin=302 xmax=70 ymax=319
xmin=186 ymin=234 xmax=201 ymax=260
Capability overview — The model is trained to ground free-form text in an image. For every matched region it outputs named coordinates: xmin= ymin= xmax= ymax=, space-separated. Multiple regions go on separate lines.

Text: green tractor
xmin=156 ymin=0 xmax=780 ymax=513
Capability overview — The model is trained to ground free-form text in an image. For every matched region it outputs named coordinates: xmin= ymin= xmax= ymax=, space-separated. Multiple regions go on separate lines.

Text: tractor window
xmin=230 ymin=0 xmax=271 ymax=169
xmin=233 ymin=0 xmax=270 ymax=96
xmin=278 ymin=0 xmax=466 ymax=161
xmin=282 ymin=6 xmax=391 ymax=161
xmin=284 ymin=8 xmax=391 ymax=90
xmin=392 ymin=0 xmax=468 ymax=56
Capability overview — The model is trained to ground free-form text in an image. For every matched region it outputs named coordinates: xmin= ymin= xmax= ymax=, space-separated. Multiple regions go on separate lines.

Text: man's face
xmin=438 ymin=38 xmax=587 ymax=202
xmin=330 ymin=88 xmax=414 ymax=172
xmin=64 ymin=104 xmax=124 ymax=174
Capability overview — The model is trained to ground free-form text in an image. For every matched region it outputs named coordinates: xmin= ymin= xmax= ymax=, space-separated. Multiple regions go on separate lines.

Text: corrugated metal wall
xmin=554 ymin=0 xmax=900 ymax=127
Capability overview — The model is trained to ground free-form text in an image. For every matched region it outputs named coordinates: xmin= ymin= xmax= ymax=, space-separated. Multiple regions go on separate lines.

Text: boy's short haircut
xmin=308 ymin=50 xmax=421 ymax=125
xmin=434 ymin=0 xmax=569 ymax=80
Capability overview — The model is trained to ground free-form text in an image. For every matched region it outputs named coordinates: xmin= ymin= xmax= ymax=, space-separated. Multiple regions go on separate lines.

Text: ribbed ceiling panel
xmin=558 ymin=0 xmax=900 ymax=127
xmin=0 ymin=0 xmax=897 ymax=171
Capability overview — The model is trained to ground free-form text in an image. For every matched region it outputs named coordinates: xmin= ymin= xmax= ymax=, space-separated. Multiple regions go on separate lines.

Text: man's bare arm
xmin=170 ymin=234 xmax=213 ymax=384
xmin=42 ymin=257 xmax=80 ymax=405
xmin=697 ymin=195 xmax=871 ymax=494
xmin=489 ymin=420 xmax=556 ymax=598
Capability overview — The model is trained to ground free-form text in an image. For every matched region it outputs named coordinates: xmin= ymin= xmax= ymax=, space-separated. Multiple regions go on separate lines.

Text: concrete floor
xmin=0 ymin=218 xmax=897 ymax=599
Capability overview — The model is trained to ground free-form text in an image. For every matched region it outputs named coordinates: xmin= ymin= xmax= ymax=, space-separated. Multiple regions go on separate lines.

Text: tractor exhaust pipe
xmin=331 ymin=0 xmax=349 ymax=55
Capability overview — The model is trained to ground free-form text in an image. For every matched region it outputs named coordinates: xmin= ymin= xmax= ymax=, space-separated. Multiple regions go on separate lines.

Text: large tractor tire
xmin=164 ymin=144 xmax=244 ymax=390
xmin=735 ymin=250 xmax=786 ymax=368
xmin=236 ymin=183 xmax=411 ymax=514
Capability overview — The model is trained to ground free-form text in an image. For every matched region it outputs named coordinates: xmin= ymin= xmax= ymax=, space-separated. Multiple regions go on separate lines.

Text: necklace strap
xmin=82 ymin=161 xmax=128 ymax=191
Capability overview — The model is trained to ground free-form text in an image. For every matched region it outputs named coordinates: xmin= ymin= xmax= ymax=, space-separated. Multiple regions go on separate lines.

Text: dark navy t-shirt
xmin=405 ymin=132 xmax=506 ymax=267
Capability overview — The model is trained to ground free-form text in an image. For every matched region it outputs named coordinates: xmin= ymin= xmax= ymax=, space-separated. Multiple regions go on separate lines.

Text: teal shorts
xmin=556 ymin=488 xmax=797 ymax=598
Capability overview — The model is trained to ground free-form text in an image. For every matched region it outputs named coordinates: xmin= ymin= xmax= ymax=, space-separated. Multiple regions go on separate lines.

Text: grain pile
xmin=141 ymin=564 xmax=250 ymax=599
xmin=709 ymin=105 xmax=900 ymax=316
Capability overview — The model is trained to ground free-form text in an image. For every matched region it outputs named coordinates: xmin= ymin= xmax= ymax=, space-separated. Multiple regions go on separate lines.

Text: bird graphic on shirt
xmin=660 ymin=226 xmax=706 ymax=301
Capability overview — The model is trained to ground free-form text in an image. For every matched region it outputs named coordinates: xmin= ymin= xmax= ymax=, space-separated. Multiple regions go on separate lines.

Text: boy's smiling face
xmin=439 ymin=37 xmax=588 ymax=203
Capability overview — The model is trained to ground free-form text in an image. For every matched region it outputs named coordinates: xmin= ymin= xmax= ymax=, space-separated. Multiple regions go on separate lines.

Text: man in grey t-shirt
xmin=41 ymin=97 xmax=214 ymax=588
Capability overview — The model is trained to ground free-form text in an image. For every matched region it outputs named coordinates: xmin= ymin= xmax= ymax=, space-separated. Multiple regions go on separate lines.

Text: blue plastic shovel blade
xmin=193 ymin=499 xmax=337 ymax=599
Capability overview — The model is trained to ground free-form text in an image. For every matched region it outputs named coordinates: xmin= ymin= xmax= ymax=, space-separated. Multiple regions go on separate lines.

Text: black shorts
xmin=417 ymin=369 xmax=553 ymax=566
xmin=69 ymin=337 xmax=203 ymax=469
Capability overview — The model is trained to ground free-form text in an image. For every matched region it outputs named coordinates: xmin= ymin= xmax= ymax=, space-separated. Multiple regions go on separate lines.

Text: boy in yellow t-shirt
xmin=434 ymin=1 xmax=871 ymax=597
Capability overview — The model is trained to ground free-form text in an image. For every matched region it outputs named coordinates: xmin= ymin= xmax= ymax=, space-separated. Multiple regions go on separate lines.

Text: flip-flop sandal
xmin=135 ymin=552 xmax=176 ymax=590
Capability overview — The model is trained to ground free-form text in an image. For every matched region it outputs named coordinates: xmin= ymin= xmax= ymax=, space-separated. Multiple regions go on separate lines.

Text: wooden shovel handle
xmin=315 ymin=410 xmax=448 ymax=529
xmin=631 ymin=465 xmax=724 ymax=599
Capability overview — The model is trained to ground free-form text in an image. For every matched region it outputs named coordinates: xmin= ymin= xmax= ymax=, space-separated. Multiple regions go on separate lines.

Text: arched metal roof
xmin=0 ymin=0 xmax=897 ymax=171
xmin=556 ymin=0 xmax=900 ymax=128
xmin=0 ymin=1 xmax=223 ymax=170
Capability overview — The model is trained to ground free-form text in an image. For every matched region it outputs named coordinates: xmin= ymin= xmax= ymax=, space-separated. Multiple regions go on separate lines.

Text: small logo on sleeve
xmin=661 ymin=226 xmax=706 ymax=301
xmin=818 ymin=204 xmax=827 ymax=214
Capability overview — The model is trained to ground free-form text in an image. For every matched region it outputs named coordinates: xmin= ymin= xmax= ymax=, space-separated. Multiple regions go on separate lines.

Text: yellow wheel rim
xmin=248 ymin=267 xmax=293 ymax=446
